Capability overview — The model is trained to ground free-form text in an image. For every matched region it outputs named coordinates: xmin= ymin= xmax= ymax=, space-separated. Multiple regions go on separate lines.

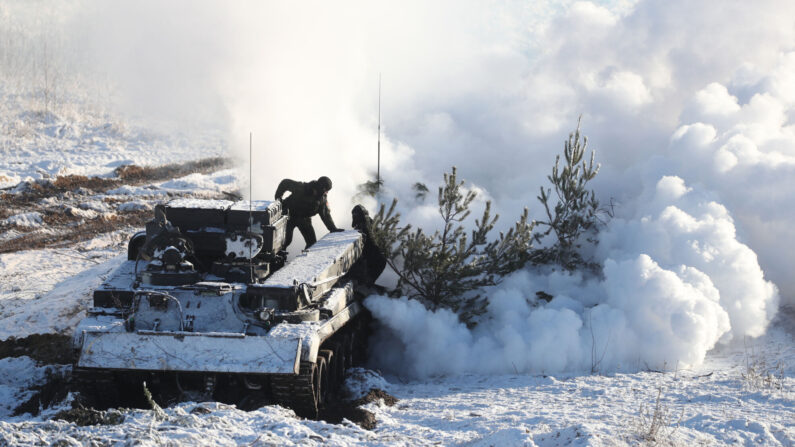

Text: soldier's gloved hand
xmin=331 ymin=228 xmax=345 ymax=232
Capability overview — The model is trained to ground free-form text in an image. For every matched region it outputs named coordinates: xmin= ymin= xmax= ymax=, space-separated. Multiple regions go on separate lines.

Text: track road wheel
xmin=319 ymin=349 xmax=337 ymax=395
xmin=316 ymin=356 xmax=329 ymax=408
xmin=73 ymin=369 xmax=120 ymax=410
xmin=352 ymin=317 xmax=370 ymax=366
xmin=271 ymin=359 xmax=327 ymax=419
xmin=329 ymin=342 xmax=346 ymax=388
xmin=343 ymin=333 xmax=354 ymax=370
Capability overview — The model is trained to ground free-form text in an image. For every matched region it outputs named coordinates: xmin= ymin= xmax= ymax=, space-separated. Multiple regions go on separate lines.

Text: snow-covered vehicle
xmin=72 ymin=198 xmax=374 ymax=417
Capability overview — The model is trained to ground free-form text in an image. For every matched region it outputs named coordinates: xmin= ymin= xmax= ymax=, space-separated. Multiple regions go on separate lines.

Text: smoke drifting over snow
xmin=367 ymin=175 xmax=779 ymax=376
xmin=9 ymin=0 xmax=792 ymax=375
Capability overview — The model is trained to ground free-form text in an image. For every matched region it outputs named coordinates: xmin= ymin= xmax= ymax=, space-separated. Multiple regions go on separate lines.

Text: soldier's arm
xmin=319 ymin=199 xmax=340 ymax=231
xmin=275 ymin=179 xmax=300 ymax=200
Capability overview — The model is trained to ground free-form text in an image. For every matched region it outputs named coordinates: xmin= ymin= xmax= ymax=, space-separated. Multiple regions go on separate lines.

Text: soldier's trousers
xmin=284 ymin=216 xmax=317 ymax=249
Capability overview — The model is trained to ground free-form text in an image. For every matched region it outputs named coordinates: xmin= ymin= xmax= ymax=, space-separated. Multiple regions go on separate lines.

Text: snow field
xmin=0 ymin=403 xmax=374 ymax=446
xmin=0 ymin=104 xmax=227 ymax=189
xmin=367 ymin=345 xmax=793 ymax=446
xmin=0 ymin=339 xmax=791 ymax=446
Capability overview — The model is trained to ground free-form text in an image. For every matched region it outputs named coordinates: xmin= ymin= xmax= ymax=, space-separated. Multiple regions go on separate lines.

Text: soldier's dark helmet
xmin=317 ymin=176 xmax=332 ymax=192
xmin=351 ymin=204 xmax=369 ymax=230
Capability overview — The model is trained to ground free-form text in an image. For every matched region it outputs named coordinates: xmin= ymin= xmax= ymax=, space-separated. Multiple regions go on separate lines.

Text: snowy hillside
xmin=0 ymin=83 xmax=226 ymax=189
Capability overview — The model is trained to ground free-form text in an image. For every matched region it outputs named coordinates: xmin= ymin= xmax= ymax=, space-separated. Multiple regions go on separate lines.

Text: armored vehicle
xmin=72 ymin=198 xmax=378 ymax=417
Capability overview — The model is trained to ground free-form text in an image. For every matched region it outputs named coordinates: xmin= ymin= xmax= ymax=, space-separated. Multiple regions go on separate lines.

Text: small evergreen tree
xmin=412 ymin=182 xmax=429 ymax=202
xmin=370 ymin=198 xmax=410 ymax=262
xmin=355 ymin=178 xmax=384 ymax=199
xmin=367 ymin=122 xmax=606 ymax=323
xmin=534 ymin=119 xmax=602 ymax=270
xmin=371 ymin=167 xmax=535 ymax=325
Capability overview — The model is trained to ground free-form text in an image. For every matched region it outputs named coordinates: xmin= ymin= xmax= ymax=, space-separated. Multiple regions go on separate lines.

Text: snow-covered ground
xmin=0 ymin=89 xmax=226 ymax=189
xmin=0 ymin=321 xmax=792 ymax=445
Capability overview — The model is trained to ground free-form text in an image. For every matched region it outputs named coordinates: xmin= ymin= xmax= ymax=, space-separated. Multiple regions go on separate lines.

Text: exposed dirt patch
xmin=1 ymin=178 xmax=110 ymax=206
xmin=318 ymin=388 xmax=398 ymax=429
xmin=0 ymin=333 xmax=75 ymax=364
xmin=13 ymin=367 xmax=71 ymax=416
xmin=41 ymin=209 xmax=86 ymax=226
xmin=114 ymin=164 xmax=146 ymax=180
xmin=190 ymin=405 xmax=213 ymax=415
xmin=52 ymin=407 xmax=125 ymax=426
xmin=355 ymin=388 xmax=399 ymax=407
xmin=1 ymin=157 xmax=229 ymax=206
xmin=52 ymin=175 xmax=109 ymax=191
xmin=0 ymin=210 xmax=150 ymax=253
xmin=114 ymin=157 xmax=229 ymax=183
xmin=0 ymin=157 xmax=233 ymax=254
xmin=321 ymin=403 xmax=378 ymax=430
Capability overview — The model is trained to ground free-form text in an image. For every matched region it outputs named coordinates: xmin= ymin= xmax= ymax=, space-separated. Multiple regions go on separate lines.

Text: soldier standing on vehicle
xmin=275 ymin=176 xmax=343 ymax=249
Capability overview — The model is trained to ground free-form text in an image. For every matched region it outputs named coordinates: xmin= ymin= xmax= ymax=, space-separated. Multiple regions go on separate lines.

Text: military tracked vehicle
xmin=72 ymin=198 xmax=379 ymax=417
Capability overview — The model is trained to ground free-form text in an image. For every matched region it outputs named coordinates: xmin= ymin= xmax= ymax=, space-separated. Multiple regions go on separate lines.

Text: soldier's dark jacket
xmin=275 ymin=179 xmax=338 ymax=231
xmin=350 ymin=204 xmax=386 ymax=285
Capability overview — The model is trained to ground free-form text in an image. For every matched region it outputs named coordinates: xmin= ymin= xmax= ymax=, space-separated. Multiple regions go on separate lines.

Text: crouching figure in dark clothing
xmin=349 ymin=204 xmax=387 ymax=286
xmin=275 ymin=176 xmax=343 ymax=249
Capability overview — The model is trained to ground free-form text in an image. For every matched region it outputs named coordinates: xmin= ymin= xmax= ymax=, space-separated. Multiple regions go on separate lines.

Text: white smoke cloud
xmin=662 ymin=58 xmax=795 ymax=302
xmin=599 ymin=176 xmax=779 ymax=340
xmin=367 ymin=174 xmax=778 ymax=377
xmin=362 ymin=0 xmax=790 ymax=376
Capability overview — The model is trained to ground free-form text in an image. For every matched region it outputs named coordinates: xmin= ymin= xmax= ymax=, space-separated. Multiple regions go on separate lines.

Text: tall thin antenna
xmin=249 ymin=132 xmax=254 ymax=284
xmin=377 ymin=73 xmax=381 ymax=185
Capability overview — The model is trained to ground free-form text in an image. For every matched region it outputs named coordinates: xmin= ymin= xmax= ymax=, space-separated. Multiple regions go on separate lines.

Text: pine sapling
xmin=371 ymin=167 xmax=535 ymax=326
xmin=535 ymin=118 xmax=602 ymax=270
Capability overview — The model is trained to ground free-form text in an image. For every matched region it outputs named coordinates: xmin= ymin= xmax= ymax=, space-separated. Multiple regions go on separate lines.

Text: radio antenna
xmin=377 ymin=73 xmax=381 ymax=186
xmin=249 ymin=131 xmax=254 ymax=284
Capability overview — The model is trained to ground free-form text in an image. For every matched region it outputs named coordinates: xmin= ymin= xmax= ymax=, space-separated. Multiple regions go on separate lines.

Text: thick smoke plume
xmin=9 ymin=0 xmax=792 ymax=376
xmin=367 ymin=175 xmax=779 ymax=376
